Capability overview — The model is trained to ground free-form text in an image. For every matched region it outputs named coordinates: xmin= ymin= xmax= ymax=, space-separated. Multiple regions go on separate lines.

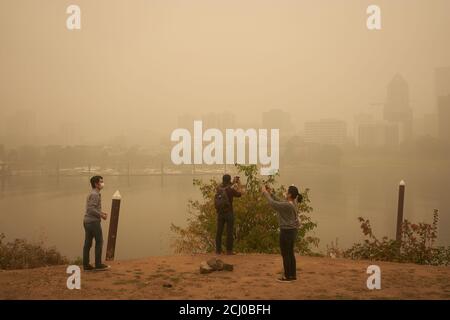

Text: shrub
xmin=0 ymin=233 xmax=68 ymax=270
xmin=344 ymin=209 xmax=450 ymax=265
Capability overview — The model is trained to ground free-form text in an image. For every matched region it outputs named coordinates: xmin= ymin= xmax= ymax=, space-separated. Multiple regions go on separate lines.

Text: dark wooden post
xmin=396 ymin=180 xmax=406 ymax=244
xmin=106 ymin=190 xmax=122 ymax=261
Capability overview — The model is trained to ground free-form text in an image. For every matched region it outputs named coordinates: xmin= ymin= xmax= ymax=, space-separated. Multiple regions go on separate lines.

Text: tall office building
xmin=383 ymin=74 xmax=413 ymax=141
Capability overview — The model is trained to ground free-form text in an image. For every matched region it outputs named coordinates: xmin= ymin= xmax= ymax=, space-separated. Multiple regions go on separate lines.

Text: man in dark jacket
xmin=215 ymin=174 xmax=244 ymax=255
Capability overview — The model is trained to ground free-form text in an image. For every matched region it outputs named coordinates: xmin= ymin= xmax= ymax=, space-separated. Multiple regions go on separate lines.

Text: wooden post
xmin=396 ymin=180 xmax=406 ymax=244
xmin=106 ymin=190 xmax=122 ymax=261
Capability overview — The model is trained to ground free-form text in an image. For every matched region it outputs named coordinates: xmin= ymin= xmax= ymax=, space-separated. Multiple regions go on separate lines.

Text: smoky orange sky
xmin=1 ymin=0 xmax=449 ymax=146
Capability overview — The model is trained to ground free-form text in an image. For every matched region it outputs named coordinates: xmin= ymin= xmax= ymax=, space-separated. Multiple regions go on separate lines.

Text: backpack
xmin=214 ymin=187 xmax=231 ymax=215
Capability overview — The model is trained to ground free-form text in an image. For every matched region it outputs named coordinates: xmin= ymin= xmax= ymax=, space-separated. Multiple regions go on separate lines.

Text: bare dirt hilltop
xmin=0 ymin=254 xmax=449 ymax=300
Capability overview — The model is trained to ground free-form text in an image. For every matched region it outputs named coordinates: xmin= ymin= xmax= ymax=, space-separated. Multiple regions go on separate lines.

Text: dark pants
xmin=280 ymin=228 xmax=298 ymax=279
xmin=216 ymin=213 xmax=234 ymax=253
xmin=83 ymin=221 xmax=103 ymax=267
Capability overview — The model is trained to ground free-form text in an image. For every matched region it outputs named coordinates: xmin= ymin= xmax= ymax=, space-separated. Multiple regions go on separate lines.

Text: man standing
xmin=83 ymin=175 xmax=110 ymax=271
xmin=215 ymin=174 xmax=244 ymax=255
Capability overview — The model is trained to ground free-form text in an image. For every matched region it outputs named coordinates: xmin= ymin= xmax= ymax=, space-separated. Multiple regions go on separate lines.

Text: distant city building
xmin=438 ymin=95 xmax=450 ymax=143
xmin=383 ymin=74 xmax=413 ymax=141
xmin=357 ymin=121 xmax=399 ymax=147
xmin=413 ymin=113 xmax=438 ymax=138
xmin=262 ymin=109 xmax=293 ymax=134
xmin=353 ymin=113 xmax=374 ymax=140
xmin=304 ymin=119 xmax=347 ymax=146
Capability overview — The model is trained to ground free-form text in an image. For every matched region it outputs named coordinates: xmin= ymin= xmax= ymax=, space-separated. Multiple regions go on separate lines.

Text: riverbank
xmin=0 ymin=254 xmax=449 ymax=299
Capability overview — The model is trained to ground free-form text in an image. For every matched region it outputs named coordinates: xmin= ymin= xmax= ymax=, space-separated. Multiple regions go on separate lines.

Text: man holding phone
xmin=215 ymin=174 xmax=244 ymax=255
xmin=83 ymin=175 xmax=110 ymax=271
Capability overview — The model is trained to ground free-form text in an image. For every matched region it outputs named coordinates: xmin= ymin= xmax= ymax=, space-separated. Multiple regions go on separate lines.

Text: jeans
xmin=216 ymin=212 xmax=234 ymax=253
xmin=83 ymin=221 xmax=103 ymax=267
xmin=280 ymin=228 xmax=298 ymax=279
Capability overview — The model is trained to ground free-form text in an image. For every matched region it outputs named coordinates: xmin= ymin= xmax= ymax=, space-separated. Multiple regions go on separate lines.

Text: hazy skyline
xmin=1 ymin=0 xmax=450 ymax=146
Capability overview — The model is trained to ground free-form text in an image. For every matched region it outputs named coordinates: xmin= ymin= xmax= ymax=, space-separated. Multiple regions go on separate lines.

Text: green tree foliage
xmin=170 ymin=164 xmax=319 ymax=254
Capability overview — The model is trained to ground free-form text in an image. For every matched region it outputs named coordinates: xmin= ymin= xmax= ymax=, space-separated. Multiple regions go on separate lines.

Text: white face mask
xmin=99 ymin=182 xmax=105 ymax=189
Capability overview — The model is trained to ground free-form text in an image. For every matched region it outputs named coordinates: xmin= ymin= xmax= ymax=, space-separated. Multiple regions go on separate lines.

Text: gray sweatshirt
xmin=264 ymin=192 xmax=300 ymax=229
xmin=84 ymin=189 xmax=102 ymax=223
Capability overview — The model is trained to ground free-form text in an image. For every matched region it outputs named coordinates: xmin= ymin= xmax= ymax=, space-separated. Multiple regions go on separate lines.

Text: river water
xmin=0 ymin=164 xmax=448 ymax=260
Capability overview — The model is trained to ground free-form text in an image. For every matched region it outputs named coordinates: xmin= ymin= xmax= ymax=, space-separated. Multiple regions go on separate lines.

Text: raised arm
xmin=263 ymin=192 xmax=292 ymax=212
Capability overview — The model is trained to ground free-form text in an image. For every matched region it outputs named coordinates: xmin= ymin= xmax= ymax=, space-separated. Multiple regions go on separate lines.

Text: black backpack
xmin=214 ymin=187 xmax=231 ymax=215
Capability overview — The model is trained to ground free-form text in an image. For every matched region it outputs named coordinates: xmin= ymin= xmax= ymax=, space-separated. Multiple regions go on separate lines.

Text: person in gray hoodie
xmin=262 ymin=184 xmax=302 ymax=282
xmin=83 ymin=175 xmax=109 ymax=271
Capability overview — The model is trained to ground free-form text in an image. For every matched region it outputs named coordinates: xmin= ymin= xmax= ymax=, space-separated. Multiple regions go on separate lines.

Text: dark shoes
xmin=83 ymin=264 xmax=95 ymax=271
xmin=95 ymin=264 xmax=111 ymax=271
xmin=84 ymin=263 xmax=110 ymax=271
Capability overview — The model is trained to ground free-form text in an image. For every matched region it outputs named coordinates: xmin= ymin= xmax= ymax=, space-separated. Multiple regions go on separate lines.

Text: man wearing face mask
xmin=83 ymin=175 xmax=110 ymax=271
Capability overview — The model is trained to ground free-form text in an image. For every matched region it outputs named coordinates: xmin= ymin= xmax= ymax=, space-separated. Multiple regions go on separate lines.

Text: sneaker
xmin=276 ymin=277 xmax=294 ymax=283
xmin=226 ymin=251 xmax=236 ymax=256
xmin=83 ymin=264 xmax=94 ymax=271
xmin=94 ymin=264 xmax=111 ymax=271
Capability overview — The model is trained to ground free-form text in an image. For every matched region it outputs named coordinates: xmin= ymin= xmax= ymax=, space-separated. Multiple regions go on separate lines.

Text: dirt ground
xmin=0 ymin=254 xmax=449 ymax=300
